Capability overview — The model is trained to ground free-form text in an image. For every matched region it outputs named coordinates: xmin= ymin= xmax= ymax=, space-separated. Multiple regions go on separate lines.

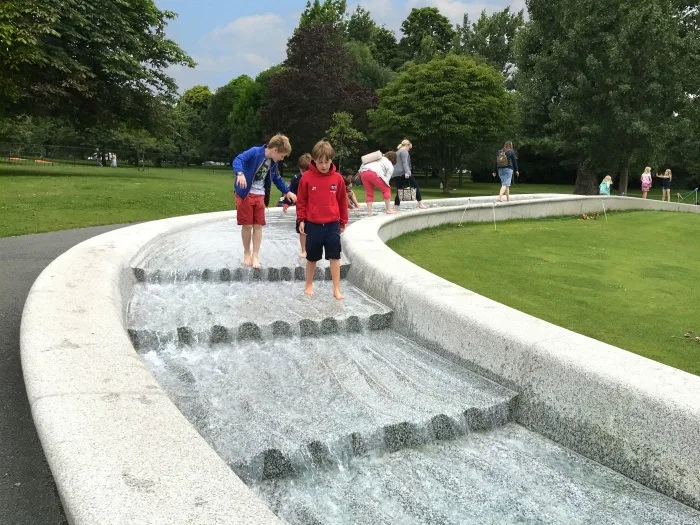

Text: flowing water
xmin=127 ymin=201 xmax=700 ymax=524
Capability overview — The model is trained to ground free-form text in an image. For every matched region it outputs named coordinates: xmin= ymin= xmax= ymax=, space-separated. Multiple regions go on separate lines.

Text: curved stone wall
xmin=342 ymin=195 xmax=700 ymax=510
xmin=20 ymin=211 xmax=283 ymax=525
xmin=20 ymin=196 xmax=700 ymax=523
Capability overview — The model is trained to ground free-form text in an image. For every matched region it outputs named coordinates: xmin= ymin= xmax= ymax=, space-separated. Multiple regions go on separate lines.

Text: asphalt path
xmin=0 ymin=225 xmax=128 ymax=525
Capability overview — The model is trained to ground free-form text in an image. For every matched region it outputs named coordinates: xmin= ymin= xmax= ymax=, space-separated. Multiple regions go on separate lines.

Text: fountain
xmin=21 ymin=195 xmax=700 ymax=524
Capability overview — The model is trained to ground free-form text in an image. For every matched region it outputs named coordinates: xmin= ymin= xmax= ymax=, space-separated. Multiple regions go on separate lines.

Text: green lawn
xmin=388 ymin=211 xmax=700 ymax=375
xmin=0 ymin=161 xmax=669 ymax=237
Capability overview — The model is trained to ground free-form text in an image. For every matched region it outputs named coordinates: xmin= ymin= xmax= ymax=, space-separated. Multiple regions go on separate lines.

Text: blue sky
xmin=155 ymin=0 xmax=526 ymax=93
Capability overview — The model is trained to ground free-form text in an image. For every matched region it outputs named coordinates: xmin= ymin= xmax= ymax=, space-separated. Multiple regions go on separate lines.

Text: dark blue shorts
xmin=305 ymin=221 xmax=341 ymax=262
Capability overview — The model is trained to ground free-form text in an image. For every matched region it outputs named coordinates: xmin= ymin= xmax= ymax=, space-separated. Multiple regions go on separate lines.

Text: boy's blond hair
xmin=268 ymin=134 xmax=292 ymax=155
xmin=311 ymin=140 xmax=334 ymax=160
xmin=298 ymin=153 xmax=312 ymax=171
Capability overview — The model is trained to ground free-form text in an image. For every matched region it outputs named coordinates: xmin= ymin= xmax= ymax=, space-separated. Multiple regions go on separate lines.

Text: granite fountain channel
xmin=124 ymin=200 xmax=700 ymax=525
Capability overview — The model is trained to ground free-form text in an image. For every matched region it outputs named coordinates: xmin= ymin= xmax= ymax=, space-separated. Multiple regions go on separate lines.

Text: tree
xmin=369 ymin=55 xmax=513 ymax=192
xmin=0 ymin=0 xmax=194 ymax=126
xmin=516 ymin=0 xmax=689 ymax=194
xmin=261 ymin=24 xmax=376 ymax=157
xmin=370 ymin=26 xmax=400 ymax=69
xmin=455 ymin=8 xmax=525 ymax=87
xmin=299 ymin=0 xmax=348 ymax=32
xmin=347 ymin=5 xmax=375 ymax=44
xmin=325 ymin=112 xmax=366 ymax=170
xmin=173 ymin=86 xmax=212 ymax=164
xmin=398 ymin=8 xmax=456 ymax=62
xmin=205 ymin=77 xmax=252 ymax=160
xmin=345 ymin=42 xmax=395 ymax=91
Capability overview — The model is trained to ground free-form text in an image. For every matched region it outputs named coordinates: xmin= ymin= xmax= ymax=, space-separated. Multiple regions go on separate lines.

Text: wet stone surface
xmin=140 ymin=331 xmax=518 ymax=483
xmin=256 ymin=423 xmax=700 ymax=525
xmin=127 ymin=281 xmax=391 ymax=344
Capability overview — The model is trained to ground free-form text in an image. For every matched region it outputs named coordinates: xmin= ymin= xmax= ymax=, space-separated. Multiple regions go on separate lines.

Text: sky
xmin=155 ymin=0 xmax=527 ymax=93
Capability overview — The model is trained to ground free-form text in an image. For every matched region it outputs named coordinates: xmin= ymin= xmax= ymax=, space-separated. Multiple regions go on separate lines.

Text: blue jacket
xmin=493 ymin=149 xmax=519 ymax=173
xmin=232 ymin=145 xmax=290 ymax=200
xmin=282 ymin=171 xmax=303 ymax=206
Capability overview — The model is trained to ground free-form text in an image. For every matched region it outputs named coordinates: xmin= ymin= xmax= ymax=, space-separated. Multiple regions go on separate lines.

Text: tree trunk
xmin=458 ymin=169 xmax=463 ymax=188
xmin=573 ymin=159 xmax=597 ymax=195
xmin=441 ymin=167 xmax=450 ymax=193
xmin=618 ymin=161 xmax=630 ymax=195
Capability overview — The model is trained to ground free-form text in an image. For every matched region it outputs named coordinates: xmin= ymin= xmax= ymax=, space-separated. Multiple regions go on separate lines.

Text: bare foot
xmin=242 ymin=253 xmax=252 ymax=266
xmin=299 ymin=251 xmax=307 ymax=258
xmin=418 ymin=203 xmax=428 ymax=209
xmin=304 ymin=284 xmax=315 ymax=296
xmin=333 ymin=289 xmax=345 ymax=300
xmin=251 ymin=255 xmax=261 ymax=269
xmin=386 ymin=209 xmax=397 ymax=214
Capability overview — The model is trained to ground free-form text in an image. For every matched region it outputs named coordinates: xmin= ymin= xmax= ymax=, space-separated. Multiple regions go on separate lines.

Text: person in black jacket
xmin=492 ymin=141 xmax=519 ymax=202
xmin=282 ymin=153 xmax=312 ymax=257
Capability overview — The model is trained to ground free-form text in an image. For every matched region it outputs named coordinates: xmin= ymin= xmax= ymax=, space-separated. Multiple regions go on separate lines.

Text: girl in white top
xmin=359 ymin=150 xmax=397 ymax=216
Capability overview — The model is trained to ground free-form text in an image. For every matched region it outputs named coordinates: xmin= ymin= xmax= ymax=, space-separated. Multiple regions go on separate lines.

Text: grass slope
xmin=388 ymin=211 xmax=700 ymax=375
xmin=0 ymin=162 xmax=674 ymax=237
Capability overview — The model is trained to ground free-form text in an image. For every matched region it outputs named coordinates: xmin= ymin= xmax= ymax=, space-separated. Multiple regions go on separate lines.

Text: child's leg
xmin=241 ymin=226 xmax=253 ymax=265
xmin=304 ymin=222 xmax=321 ymax=295
xmin=381 ymin=182 xmax=396 ymax=213
xmin=251 ymin=225 xmax=263 ymax=269
xmin=506 ymin=186 xmax=511 ymax=201
xmin=498 ymin=185 xmax=506 ymax=200
xmin=329 ymin=259 xmax=344 ymax=300
xmin=250 ymin=196 xmax=266 ymax=269
xmin=299 ymin=232 xmax=307 ymax=258
xmin=361 ymin=171 xmax=376 ymax=216
xmin=304 ymin=260 xmax=317 ymax=295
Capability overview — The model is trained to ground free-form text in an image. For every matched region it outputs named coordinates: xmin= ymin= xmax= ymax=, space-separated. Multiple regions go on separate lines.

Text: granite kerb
xmin=20 ymin=209 xmax=284 ymax=525
xmin=342 ymin=195 xmax=700 ymax=510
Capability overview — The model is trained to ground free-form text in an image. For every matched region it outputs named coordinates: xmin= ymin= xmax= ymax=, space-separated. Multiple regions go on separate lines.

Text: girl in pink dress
xmin=641 ymin=167 xmax=653 ymax=199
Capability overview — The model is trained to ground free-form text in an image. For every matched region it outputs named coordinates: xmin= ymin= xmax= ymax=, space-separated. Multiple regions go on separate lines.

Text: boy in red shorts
xmin=296 ymin=140 xmax=348 ymax=300
xmin=233 ymin=134 xmax=297 ymax=269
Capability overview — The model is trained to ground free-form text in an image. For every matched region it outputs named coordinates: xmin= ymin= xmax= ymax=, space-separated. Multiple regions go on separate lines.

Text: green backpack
xmin=496 ymin=149 xmax=509 ymax=168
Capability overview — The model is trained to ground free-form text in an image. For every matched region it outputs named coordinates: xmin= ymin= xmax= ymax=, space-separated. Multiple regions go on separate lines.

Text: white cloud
xmin=168 ymin=13 xmax=292 ymax=92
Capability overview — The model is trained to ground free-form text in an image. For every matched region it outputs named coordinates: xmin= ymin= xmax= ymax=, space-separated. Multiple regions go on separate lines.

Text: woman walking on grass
xmin=392 ymin=139 xmax=428 ymax=211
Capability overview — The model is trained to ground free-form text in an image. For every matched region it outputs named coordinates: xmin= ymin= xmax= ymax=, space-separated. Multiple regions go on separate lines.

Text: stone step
xmin=257 ymin=423 xmax=700 ymax=525
xmin=127 ymin=281 xmax=391 ymax=349
xmin=139 ymin=331 xmax=518 ymax=483
xmin=132 ymin=262 xmax=351 ymax=284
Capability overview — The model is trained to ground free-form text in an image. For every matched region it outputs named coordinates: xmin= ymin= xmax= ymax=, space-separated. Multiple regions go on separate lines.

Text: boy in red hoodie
xmin=296 ymin=140 xmax=348 ymax=299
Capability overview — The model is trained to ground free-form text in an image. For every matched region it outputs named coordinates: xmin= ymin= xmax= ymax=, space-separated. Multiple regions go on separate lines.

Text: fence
xmin=0 ymin=143 xmax=232 ymax=170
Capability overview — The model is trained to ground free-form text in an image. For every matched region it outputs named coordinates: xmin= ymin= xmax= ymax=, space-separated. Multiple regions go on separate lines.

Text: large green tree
xmin=173 ymin=85 xmax=212 ymax=164
xmin=369 ymin=54 xmax=513 ymax=191
xmin=205 ymin=77 xmax=253 ymax=160
xmin=456 ymin=8 xmax=525 ymax=87
xmin=0 ymin=0 xmax=194 ymax=126
xmin=299 ymin=0 xmax=348 ymax=32
xmin=516 ymin=0 xmax=689 ymax=194
xmin=261 ymin=24 xmax=376 ymax=157
xmin=227 ymin=67 xmax=284 ymax=155
xmin=398 ymin=7 xmax=456 ymax=62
